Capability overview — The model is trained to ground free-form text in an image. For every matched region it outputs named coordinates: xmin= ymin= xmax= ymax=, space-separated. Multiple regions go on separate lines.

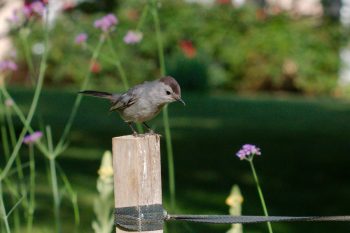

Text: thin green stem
xmin=4 ymin=106 xmax=17 ymax=148
xmin=12 ymin=202 xmax=20 ymax=233
xmin=0 ymin=182 xmax=11 ymax=233
xmin=151 ymin=0 xmax=176 ymax=209
xmin=46 ymin=126 xmax=54 ymax=154
xmin=47 ymin=125 xmax=61 ymax=233
xmin=0 ymin=8 xmax=50 ymax=180
xmin=0 ymin=160 xmax=22 ymax=232
xmin=249 ymin=160 xmax=273 ymax=233
xmin=1 ymin=127 xmax=10 ymax=160
xmin=49 ymin=158 xmax=60 ymax=233
xmin=56 ymin=164 xmax=80 ymax=226
xmin=106 ymin=36 xmax=129 ymax=90
xmin=136 ymin=4 xmax=150 ymax=31
xmin=0 ymin=86 xmax=49 ymax=156
xmin=162 ymin=105 xmax=175 ymax=208
xmin=151 ymin=6 xmax=166 ymax=75
xmin=27 ymin=145 xmax=35 ymax=233
xmin=4 ymin=106 xmax=27 ymax=208
xmin=20 ymin=29 xmax=35 ymax=84
xmin=55 ymin=37 xmax=105 ymax=152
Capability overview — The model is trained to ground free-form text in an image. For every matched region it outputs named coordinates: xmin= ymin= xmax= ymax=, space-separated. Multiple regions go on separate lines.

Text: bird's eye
xmin=166 ymin=91 xmax=171 ymax=95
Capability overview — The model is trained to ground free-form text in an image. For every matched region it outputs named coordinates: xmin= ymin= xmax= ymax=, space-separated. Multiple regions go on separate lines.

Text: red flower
xmin=90 ymin=60 xmax=101 ymax=73
xmin=63 ymin=2 xmax=76 ymax=11
xmin=179 ymin=40 xmax=196 ymax=58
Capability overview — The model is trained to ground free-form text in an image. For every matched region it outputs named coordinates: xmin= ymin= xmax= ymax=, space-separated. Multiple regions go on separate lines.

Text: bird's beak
xmin=174 ymin=95 xmax=186 ymax=106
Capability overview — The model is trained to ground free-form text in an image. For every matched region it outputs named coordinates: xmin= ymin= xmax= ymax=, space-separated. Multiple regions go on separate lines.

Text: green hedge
xmin=13 ymin=1 xmax=343 ymax=95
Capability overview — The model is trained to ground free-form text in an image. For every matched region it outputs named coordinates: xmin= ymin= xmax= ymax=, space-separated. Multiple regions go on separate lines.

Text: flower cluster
xmin=0 ymin=60 xmax=18 ymax=72
xmin=94 ymin=14 xmax=118 ymax=32
xmin=236 ymin=144 xmax=261 ymax=160
xmin=123 ymin=30 xmax=143 ymax=44
xmin=98 ymin=151 xmax=114 ymax=181
xmin=23 ymin=131 xmax=43 ymax=145
xmin=75 ymin=33 xmax=88 ymax=45
xmin=7 ymin=1 xmax=46 ymax=26
xmin=26 ymin=1 xmax=46 ymax=16
xmin=75 ymin=13 xmax=144 ymax=46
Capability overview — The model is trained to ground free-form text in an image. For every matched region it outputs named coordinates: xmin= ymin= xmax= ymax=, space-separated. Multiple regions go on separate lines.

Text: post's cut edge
xmin=112 ymin=134 xmax=161 ymax=140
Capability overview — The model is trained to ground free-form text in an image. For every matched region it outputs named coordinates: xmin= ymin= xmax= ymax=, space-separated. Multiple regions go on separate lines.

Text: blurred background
xmin=1 ymin=0 xmax=350 ymax=233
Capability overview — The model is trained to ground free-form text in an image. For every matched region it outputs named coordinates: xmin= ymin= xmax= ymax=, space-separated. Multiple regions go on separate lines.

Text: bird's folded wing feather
xmin=109 ymin=92 xmax=138 ymax=111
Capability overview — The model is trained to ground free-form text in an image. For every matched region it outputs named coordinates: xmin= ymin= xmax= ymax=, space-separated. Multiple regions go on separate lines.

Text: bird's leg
xmin=127 ymin=122 xmax=138 ymax=136
xmin=143 ymin=122 xmax=154 ymax=134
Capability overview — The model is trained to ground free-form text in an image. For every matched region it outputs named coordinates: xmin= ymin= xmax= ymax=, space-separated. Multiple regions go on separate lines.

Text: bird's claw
xmin=147 ymin=129 xmax=155 ymax=135
xmin=132 ymin=131 xmax=139 ymax=137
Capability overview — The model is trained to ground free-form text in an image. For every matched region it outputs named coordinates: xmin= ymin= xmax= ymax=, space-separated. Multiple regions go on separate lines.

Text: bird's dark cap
xmin=159 ymin=76 xmax=181 ymax=96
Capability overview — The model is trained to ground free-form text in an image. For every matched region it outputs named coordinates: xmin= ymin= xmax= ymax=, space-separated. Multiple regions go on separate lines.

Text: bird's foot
xmin=146 ymin=129 xmax=155 ymax=135
xmin=132 ymin=131 xmax=139 ymax=137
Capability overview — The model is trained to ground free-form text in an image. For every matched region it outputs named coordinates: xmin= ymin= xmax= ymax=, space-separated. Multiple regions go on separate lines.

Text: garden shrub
xmin=11 ymin=1 xmax=343 ymax=95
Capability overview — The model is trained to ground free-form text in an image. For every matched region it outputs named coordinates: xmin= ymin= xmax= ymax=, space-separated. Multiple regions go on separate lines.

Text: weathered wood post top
xmin=112 ymin=134 xmax=163 ymax=233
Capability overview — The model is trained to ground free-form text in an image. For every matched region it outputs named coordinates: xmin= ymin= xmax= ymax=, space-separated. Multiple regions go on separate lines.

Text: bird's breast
xmin=119 ymin=100 xmax=165 ymax=123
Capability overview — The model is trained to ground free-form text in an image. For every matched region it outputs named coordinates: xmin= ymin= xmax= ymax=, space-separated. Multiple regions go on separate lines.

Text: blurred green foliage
xmin=13 ymin=1 xmax=343 ymax=95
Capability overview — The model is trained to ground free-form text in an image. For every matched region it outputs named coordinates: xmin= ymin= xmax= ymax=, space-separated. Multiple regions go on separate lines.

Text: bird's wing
xmin=109 ymin=91 xmax=139 ymax=111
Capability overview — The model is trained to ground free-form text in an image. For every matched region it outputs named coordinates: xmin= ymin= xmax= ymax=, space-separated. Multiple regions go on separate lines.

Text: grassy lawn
xmin=3 ymin=88 xmax=350 ymax=233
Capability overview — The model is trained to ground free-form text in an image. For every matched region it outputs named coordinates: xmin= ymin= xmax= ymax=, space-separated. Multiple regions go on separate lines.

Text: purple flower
xmin=105 ymin=14 xmax=117 ymax=25
xmin=6 ymin=9 xmax=21 ymax=25
xmin=23 ymin=5 xmax=32 ymax=18
xmin=0 ymin=60 xmax=18 ymax=72
xmin=94 ymin=13 xmax=118 ymax=32
xmin=75 ymin=33 xmax=88 ymax=45
xmin=23 ymin=131 xmax=43 ymax=145
xmin=236 ymin=144 xmax=261 ymax=160
xmin=123 ymin=30 xmax=143 ymax=44
xmin=5 ymin=98 xmax=14 ymax=107
xmin=20 ymin=2 xmax=46 ymax=20
xmin=30 ymin=1 xmax=46 ymax=16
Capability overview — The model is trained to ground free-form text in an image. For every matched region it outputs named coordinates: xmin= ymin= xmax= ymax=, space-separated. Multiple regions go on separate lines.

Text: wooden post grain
xmin=112 ymin=134 xmax=162 ymax=233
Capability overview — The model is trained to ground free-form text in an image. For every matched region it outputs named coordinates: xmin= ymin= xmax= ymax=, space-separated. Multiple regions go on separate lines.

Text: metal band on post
xmin=114 ymin=204 xmax=165 ymax=232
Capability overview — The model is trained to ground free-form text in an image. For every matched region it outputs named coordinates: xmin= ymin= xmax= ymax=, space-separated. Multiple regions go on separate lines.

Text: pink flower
xmin=6 ymin=3 xmax=46 ymax=27
xmin=123 ymin=30 xmax=143 ymax=44
xmin=30 ymin=1 xmax=46 ymax=16
xmin=0 ymin=60 xmax=18 ymax=72
xmin=105 ymin=14 xmax=117 ymax=25
xmin=6 ymin=9 xmax=21 ymax=25
xmin=5 ymin=98 xmax=14 ymax=107
xmin=23 ymin=5 xmax=32 ymax=18
xmin=23 ymin=131 xmax=43 ymax=145
xmin=236 ymin=144 xmax=261 ymax=160
xmin=75 ymin=33 xmax=88 ymax=45
xmin=21 ymin=1 xmax=46 ymax=19
xmin=94 ymin=13 xmax=118 ymax=32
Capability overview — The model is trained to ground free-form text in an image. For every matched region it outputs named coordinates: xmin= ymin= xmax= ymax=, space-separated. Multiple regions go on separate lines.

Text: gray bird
xmin=79 ymin=76 xmax=185 ymax=135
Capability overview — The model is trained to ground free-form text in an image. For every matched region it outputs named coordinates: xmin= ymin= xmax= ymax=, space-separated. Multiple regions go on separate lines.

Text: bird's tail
xmin=79 ymin=90 xmax=118 ymax=101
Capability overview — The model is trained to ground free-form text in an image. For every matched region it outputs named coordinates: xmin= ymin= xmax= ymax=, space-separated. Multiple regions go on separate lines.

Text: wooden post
xmin=112 ymin=134 xmax=162 ymax=233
